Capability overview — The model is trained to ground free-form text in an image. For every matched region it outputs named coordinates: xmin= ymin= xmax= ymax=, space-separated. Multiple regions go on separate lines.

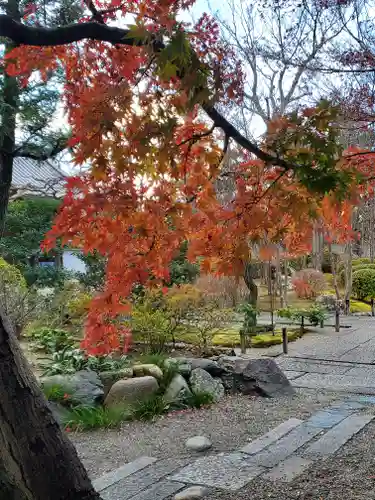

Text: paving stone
xmin=329 ymin=401 xmax=366 ymax=411
xmin=241 ymin=418 xmax=303 ymax=455
xmin=131 ymin=481 xmax=185 ymax=500
xmin=284 ymin=371 xmax=306 ymax=380
xmin=277 ymin=361 xmax=351 ymax=375
xmin=305 ymin=409 xmax=350 ymax=429
xmin=264 ymin=456 xmax=313 ymax=483
xmin=93 ymin=456 xmax=157 ymax=492
xmin=174 ymin=485 xmax=209 ymax=500
xmin=247 ymin=424 xmax=324 ymax=468
xmin=100 ymin=458 xmax=190 ymax=500
xmin=353 ymin=395 xmax=375 ymax=405
xmin=304 ymin=414 xmax=374 ymax=460
xmin=169 ymin=453 xmax=266 ymax=491
xmin=290 ymin=373 xmax=375 ymax=393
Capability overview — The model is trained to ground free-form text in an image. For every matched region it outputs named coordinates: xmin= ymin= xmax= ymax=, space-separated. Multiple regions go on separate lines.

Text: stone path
xmin=272 ymin=317 xmax=375 ymax=393
xmin=93 ymin=394 xmax=375 ymax=499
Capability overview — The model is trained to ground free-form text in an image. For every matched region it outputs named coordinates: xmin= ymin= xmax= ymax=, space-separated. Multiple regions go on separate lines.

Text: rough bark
xmin=0 ymin=308 xmax=102 ymax=500
xmin=243 ymin=262 xmax=258 ymax=306
xmin=0 ymin=0 xmax=20 ymax=234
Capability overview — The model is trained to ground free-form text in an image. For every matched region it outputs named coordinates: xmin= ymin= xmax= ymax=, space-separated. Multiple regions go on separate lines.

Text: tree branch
xmin=0 ymin=14 xmax=163 ymax=48
xmin=0 ymin=14 xmax=298 ymax=172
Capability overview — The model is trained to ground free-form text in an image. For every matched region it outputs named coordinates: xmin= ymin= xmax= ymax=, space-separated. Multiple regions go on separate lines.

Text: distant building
xmin=10 ymin=157 xmax=86 ymax=274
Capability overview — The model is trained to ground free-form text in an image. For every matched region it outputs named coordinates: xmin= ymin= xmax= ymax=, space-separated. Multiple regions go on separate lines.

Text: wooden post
xmin=282 ymin=327 xmax=288 ymax=354
xmin=335 ymin=306 xmax=340 ymax=332
xmin=320 ymin=319 xmax=324 ymax=328
xmin=372 ymin=298 xmax=375 ymax=317
xmin=240 ymin=331 xmax=246 ymax=354
xmin=345 ymin=299 xmax=350 ymax=316
xmin=300 ymin=315 xmax=304 ymax=335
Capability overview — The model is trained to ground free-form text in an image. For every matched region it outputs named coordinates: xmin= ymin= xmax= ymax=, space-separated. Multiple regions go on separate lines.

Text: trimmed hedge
xmin=352 ymin=268 xmax=375 ymax=300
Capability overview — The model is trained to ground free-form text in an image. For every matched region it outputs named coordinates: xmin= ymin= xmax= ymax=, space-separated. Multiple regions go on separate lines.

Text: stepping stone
xmin=264 ymin=455 xmax=313 ymax=483
xmin=169 ymin=453 xmax=266 ymax=491
xmin=305 ymin=409 xmax=350 ymax=429
xmin=93 ymin=456 xmax=157 ymax=492
xmin=131 ymin=481 xmax=185 ymax=500
xmin=185 ymin=436 xmax=212 ymax=452
xmin=241 ymin=418 xmax=303 ymax=455
xmin=246 ymin=424 xmax=324 ymax=468
xmin=100 ymin=457 xmax=190 ymax=500
xmin=174 ymin=486 xmax=209 ymax=499
xmin=329 ymin=401 xmax=366 ymax=412
xmin=284 ymin=371 xmax=306 ymax=380
xmin=304 ymin=414 xmax=374 ymax=460
xmin=353 ymin=395 xmax=375 ymax=405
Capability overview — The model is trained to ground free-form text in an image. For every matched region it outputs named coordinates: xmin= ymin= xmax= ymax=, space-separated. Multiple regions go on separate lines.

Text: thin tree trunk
xmin=328 ymin=244 xmax=341 ymax=301
xmin=282 ymin=257 xmax=288 ymax=308
xmin=243 ymin=262 xmax=258 ymax=306
xmin=0 ymin=0 xmax=20 ymax=234
xmin=0 ymin=309 xmax=102 ymax=500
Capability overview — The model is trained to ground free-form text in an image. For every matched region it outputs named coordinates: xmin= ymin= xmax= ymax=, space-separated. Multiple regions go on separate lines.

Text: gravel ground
xmin=70 ymin=388 xmax=343 ymax=478
xmin=205 ymin=416 xmax=375 ymax=500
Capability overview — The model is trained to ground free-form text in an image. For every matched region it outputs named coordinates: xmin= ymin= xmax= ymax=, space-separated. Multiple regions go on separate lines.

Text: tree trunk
xmin=243 ymin=262 xmax=258 ymax=306
xmin=0 ymin=309 xmax=102 ymax=500
xmin=0 ymin=0 xmax=20 ymax=234
xmin=328 ymin=244 xmax=341 ymax=301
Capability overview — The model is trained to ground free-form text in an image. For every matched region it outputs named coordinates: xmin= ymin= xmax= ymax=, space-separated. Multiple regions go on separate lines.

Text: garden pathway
xmin=92 ymin=395 xmax=375 ymax=499
xmin=275 ymin=317 xmax=375 ymax=394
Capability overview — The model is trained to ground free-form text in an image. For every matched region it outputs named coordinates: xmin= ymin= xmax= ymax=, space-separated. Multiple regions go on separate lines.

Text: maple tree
xmin=1 ymin=1 xmax=375 ymax=499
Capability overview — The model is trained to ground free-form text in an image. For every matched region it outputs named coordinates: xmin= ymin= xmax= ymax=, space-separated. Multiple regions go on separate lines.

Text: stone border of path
xmin=94 ymin=395 xmax=375 ymax=500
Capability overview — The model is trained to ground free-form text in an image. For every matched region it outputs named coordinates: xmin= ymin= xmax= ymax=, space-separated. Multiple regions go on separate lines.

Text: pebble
xmin=174 ymin=486 xmax=208 ymax=500
xmin=185 ymin=436 xmax=212 ymax=452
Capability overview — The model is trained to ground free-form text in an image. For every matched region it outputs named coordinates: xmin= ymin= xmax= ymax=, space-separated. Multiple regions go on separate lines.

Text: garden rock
xmin=42 ymin=370 xmax=104 ymax=406
xmin=104 ymin=376 xmax=159 ymax=407
xmin=185 ymin=436 xmax=212 ymax=452
xmin=186 ymin=358 xmax=224 ymax=377
xmin=164 ymin=374 xmax=192 ymax=403
xmin=165 ymin=358 xmax=192 ymax=377
xmin=47 ymin=401 xmax=70 ymax=426
xmin=133 ymin=364 xmax=163 ymax=380
xmin=189 ymin=368 xmax=224 ymax=402
xmin=99 ymin=368 xmax=133 ymax=398
xmin=219 ymin=357 xmax=294 ymax=397
xmin=174 ymin=486 xmax=208 ymax=500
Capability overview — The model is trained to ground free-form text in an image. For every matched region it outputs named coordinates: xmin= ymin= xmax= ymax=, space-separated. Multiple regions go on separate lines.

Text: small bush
xmin=24 ymin=266 xmax=74 ymax=288
xmin=352 ymin=258 xmax=372 ymax=266
xmin=64 ymin=405 xmax=132 ymax=431
xmin=352 ymin=268 xmax=375 ymax=300
xmin=27 ymin=327 xmax=75 ymax=353
xmin=43 ymin=347 xmax=130 ymax=375
xmin=195 ymin=274 xmax=249 ymax=308
xmin=185 ymin=391 xmax=214 ymax=409
xmin=131 ymin=395 xmax=169 ymax=421
xmin=292 ymin=269 xmax=325 ymax=299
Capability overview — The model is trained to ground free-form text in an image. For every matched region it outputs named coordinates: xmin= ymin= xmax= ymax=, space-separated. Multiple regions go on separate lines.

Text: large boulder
xmin=218 ymin=357 xmax=294 ymax=397
xmin=164 ymin=374 xmax=192 ymax=403
xmin=186 ymin=358 xmax=224 ymax=377
xmin=189 ymin=368 xmax=224 ymax=402
xmin=99 ymin=368 xmax=134 ymax=398
xmin=133 ymin=364 xmax=163 ymax=380
xmin=164 ymin=358 xmax=192 ymax=378
xmin=104 ymin=376 xmax=159 ymax=407
xmin=41 ymin=370 xmax=104 ymax=407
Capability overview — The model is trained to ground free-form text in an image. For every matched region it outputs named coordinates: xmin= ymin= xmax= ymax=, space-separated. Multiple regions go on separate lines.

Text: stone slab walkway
xmin=93 ymin=395 xmax=375 ymax=499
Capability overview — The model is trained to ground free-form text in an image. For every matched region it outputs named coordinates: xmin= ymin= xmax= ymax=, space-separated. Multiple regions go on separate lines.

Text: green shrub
xmin=24 ymin=266 xmax=74 ymax=288
xmin=277 ymin=304 xmax=326 ymax=326
xmin=339 ymin=264 xmax=375 ymax=286
xmin=27 ymin=327 xmax=75 ymax=353
xmin=185 ymin=391 xmax=214 ymax=409
xmin=352 ymin=268 xmax=375 ymax=300
xmin=352 ymin=258 xmax=372 ymax=266
xmin=64 ymin=405 xmax=132 ymax=431
xmin=131 ymin=395 xmax=169 ymax=421
xmin=41 ymin=383 xmax=67 ymax=403
xmin=43 ymin=347 xmax=130 ymax=375
xmin=0 ymin=257 xmax=26 ymax=287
